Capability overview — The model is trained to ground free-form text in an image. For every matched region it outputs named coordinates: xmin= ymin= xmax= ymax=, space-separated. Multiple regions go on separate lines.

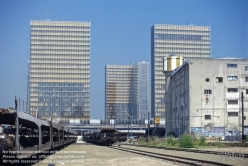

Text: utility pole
xmin=241 ymin=92 xmax=245 ymax=143
xmin=114 ymin=110 xmax=116 ymax=128
xmin=128 ymin=114 xmax=130 ymax=138
xmin=131 ymin=116 xmax=132 ymax=137
xmin=14 ymin=96 xmax=18 ymax=110
xmin=81 ymin=125 xmax=82 ymax=138
xmin=148 ymin=112 xmax=150 ymax=137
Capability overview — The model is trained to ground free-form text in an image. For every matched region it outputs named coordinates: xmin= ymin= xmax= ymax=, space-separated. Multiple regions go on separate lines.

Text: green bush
xmin=197 ymin=136 xmax=206 ymax=146
xmin=166 ymin=135 xmax=177 ymax=147
xmin=179 ymin=134 xmax=195 ymax=148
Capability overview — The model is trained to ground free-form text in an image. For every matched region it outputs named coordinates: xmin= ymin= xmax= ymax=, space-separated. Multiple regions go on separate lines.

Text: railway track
xmin=75 ymin=142 xmax=93 ymax=145
xmin=124 ymin=144 xmax=248 ymax=158
xmin=109 ymin=145 xmax=233 ymax=166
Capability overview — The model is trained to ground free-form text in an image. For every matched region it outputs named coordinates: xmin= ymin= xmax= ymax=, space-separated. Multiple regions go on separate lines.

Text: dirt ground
xmin=33 ymin=142 xmax=177 ymax=166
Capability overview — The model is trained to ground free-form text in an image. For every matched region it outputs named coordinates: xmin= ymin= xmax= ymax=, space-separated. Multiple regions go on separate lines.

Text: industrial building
xmin=165 ymin=58 xmax=248 ymax=136
xmin=27 ymin=20 xmax=91 ymax=124
xmin=151 ymin=24 xmax=211 ymax=119
xmin=105 ymin=61 xmax=150 ymax=121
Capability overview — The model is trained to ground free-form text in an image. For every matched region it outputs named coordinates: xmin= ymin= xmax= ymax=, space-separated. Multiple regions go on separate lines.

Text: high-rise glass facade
xmin=105 ymin=65 xmax=134 ymax=121
xmin=134 ymin=62 xmax=150 ymax=120
xmin=105 ymin=62 xmax=149 ymax=121
xmin=151 ymin=24 xmax=211 ymax=118
xmin=27 ymin=20 xmax=90 ymax=123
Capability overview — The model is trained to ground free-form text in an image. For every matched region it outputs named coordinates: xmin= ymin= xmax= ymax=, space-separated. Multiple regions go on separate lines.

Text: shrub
xmin=166 ymin=135 xmax=177 ymax=147
xmin=179 ymin=134 xmax=195 ymax=148
xmin=197 ymin=136 xmax=207 ymax=146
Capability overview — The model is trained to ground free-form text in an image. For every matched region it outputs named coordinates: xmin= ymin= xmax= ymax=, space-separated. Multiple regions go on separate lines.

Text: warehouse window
xmin=204 ymin=90 xmax=212 ymax=94
xmin=216 ymin=77 xmax=223 ymax=83
xmin=228 ymin=112 xmax=238 ymax=116
xmin=245 ymin=66 xmax=248 ymax=71
xmin=246 ymin=89 xmax=248 ymax=94
xmin=205 ymin=115 xmax=211 ymax=120
xmin=227 ymin=88 xmax=238 ymax=93
xmin=246 ymin=77 xmax=248 ymax=82
xmin=228 ymin=100 xmax=238 ymax=105
xmin=206 ymin=78 xmax=209 ymax=82
xmin=227 ymin=64 xmax=237 ymax=68
xmin=227 ymin=76 xmax=238 ymax=81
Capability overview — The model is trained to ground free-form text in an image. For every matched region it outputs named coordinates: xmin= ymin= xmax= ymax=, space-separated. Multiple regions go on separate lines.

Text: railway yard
xmin=30 ymin=141 xmax=248 ymax=166
xmin=1 ymin=107 xmax=248 ymax=166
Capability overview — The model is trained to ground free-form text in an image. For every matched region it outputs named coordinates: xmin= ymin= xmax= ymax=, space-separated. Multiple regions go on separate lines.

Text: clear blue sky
xmin=0 ymin=0 xmax=247 ymax=119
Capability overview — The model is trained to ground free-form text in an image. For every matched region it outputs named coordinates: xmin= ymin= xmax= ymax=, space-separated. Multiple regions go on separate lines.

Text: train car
xmin=83 ymin=128 xmax=120 ymax=146
xmin=0 ymin=108 xmax=77 ymax=159
xmin=0 ymin=126 xmax=15 ymax=152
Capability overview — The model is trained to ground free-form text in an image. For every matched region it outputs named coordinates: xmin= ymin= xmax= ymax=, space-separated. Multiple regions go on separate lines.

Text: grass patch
xmin=137 ymin=134 xmax=234 ymax=149
xmin=137 ymin=136 xmax=178 ymax=148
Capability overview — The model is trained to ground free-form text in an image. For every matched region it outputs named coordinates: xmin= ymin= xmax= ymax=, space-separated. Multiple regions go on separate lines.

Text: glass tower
xmin=27 ymin=20 xmax=90 ymax=124
xmin=134 ymin=62 xmax=150 ymax=120
xmin=105 ymin=62 xmax=149 ymax=121
xmin=151 ymin=24 xmax=211 ymax=118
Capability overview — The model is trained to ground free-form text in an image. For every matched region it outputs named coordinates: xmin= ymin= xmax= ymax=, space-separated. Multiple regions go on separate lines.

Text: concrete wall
xmin=167 ymin=59 xmax=248 ymax=136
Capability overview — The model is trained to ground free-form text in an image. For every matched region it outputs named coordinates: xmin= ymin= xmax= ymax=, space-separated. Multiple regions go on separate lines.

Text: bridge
xmin=69 ymin=124 xmax=165 ymax=136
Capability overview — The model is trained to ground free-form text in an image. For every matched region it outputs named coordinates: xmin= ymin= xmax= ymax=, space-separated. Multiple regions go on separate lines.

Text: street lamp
xmin=148 ymin=112 xmax=150 ymax=137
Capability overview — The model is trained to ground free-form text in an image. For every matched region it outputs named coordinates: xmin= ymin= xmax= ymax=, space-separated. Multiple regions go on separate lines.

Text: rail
xmin=109 ymin=146 xmax=233 ymax=166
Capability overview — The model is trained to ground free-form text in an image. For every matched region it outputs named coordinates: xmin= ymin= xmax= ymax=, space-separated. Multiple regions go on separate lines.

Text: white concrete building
xmin=165 ymin=58 xmax=248 ymax=136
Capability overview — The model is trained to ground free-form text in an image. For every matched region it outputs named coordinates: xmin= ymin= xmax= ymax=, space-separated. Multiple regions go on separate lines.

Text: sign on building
xmin=155 ymin=118 xmax=160 ymax=124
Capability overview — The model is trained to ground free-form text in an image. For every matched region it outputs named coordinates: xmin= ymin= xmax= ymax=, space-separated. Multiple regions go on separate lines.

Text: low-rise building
xmin=165 ymin=58 xmax=248 ymax=137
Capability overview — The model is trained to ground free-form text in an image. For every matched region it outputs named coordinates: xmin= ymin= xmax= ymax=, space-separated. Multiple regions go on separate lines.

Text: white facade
xmin=165 ymin=58 xmax=248 ymax=136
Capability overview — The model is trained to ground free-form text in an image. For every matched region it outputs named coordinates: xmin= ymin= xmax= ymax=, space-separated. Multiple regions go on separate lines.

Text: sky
xmin=0 ymin=0 xmax=247 ymax=119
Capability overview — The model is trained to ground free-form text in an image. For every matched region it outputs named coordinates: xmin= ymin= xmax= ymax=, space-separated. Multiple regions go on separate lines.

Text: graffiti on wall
xmin=190 ymin=127 xmax=225 ymax=137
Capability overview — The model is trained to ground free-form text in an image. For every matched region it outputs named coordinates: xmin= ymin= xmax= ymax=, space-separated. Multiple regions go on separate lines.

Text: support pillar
xmin=15 ymin=117 xmax=19 ymax=151
xmin=38 ymin=127 xmax=41 ymax=150
xmin=62 ymin=129 xmax=64 ymax=145
xmin=50 ymin=127 xmax=53 ymax=148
